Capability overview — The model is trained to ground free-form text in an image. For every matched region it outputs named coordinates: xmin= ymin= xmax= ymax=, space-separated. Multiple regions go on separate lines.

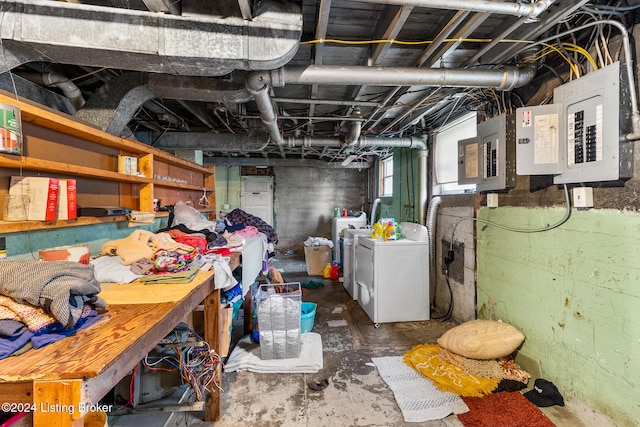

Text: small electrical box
xmin=553 ymin=62 xmax=633 ymax=184
xmin=516 ymin=103 xmax=564 ymax=175
xmin=573 ymin=187 xmax=594 ymax=208
xmin=487 ymin=193 xmax=499 ymax=208
xmin=458 ymin=136 xmax=482 ymax=185
xmin=477 ymin=113 xmax=516 ymax=192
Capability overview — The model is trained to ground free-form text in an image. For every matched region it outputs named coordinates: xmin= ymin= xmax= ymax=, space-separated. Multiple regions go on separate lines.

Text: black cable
xmin=432 ymin=265 xmax=454 ymax=322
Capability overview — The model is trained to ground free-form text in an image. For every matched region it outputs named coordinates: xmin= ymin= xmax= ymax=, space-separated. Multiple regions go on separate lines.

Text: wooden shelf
xmin=0 ymin=90 xmax=212 ymax=175
xmin=0 ymin=214 xmax=133 ymax=233
xmin=0 ymin=90 xmax=216 ymax=232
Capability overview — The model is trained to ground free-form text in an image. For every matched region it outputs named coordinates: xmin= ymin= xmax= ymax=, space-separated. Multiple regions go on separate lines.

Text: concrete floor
xmin=112 ymin=251 xmax=585 ymax=427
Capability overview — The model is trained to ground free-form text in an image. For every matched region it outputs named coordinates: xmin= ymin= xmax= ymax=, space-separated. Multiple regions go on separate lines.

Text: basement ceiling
xmin=0 ymin=0 xmax=638 ymax=167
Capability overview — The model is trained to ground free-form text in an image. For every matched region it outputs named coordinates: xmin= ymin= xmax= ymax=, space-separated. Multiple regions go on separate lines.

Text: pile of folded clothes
xmin=0 ymin=260 xmax=106 ymax=359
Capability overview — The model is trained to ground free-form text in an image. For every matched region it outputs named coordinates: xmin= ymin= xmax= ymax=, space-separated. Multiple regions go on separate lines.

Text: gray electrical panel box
xmin=477 ymin=113 xmax=516 ymax=192
xmin=458 ymin=136 xmax=482 ymax=185
xmin=516 ymin=103 xmax=564 ymax=175
xmin=553 ymin=61 xmax=633 ymax=184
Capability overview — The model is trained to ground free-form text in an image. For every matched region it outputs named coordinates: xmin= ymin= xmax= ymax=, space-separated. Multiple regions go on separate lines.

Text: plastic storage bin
xmin=300 ymin=302 xmax=317 ymax=333
xmin=256 ymin=283 xmax=302 ymax=359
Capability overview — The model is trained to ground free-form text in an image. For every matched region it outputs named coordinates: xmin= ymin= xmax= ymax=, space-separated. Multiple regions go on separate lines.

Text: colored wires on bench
xmin=176 ymin=339 xmax=224 ymax=401
xmin=141 ymin=329 xmax=225 ymax=402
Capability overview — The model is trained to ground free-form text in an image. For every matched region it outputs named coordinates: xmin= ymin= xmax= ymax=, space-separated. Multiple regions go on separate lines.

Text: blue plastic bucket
xmin=300 ymin=302 xmax=317 ymax=333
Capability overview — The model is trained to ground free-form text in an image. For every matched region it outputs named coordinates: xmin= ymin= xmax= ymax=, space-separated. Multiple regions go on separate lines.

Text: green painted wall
xmin=383 ymin=148 xmax=421 ymax=224
xmin=476 ymin=206 xmax=639 ymax=425
xmin=215 ymin=166 xmax=241 ymax=214
xmin=2 ymin=217 xmax=169 ymax=260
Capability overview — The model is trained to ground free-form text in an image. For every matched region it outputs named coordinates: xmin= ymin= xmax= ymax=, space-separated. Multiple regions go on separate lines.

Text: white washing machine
xmin=355 ymin=222 xmax=429 ymax=325
xmin=342 ymin=228 xmax=371 ymax=300
xmin=332 ymin=214 xmax=367 ymax=263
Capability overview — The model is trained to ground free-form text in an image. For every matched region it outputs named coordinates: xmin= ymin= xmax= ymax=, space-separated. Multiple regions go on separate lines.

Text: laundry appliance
xmin=342 ymin=228 xmax=372 ymax=300
xmin=355 ymin=222 xmax=429 ymax=326
xmin=331 ymin=214 xmax=367 ymax=263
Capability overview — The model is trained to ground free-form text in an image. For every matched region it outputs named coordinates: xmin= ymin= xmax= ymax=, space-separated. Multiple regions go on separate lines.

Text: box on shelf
xmin=118 ymin=155 xmax=138 ymax=175
xmin=256 ymin=282 xmax=301 ymax=360
xmin=9 ymin=176 xmax=59 ymax=221
xmin=304 ymin=246 xmax=332 ymax=276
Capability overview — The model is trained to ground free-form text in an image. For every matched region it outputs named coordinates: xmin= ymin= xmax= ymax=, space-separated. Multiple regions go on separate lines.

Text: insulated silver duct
xmin=155 ymin=132 xmax=427 ymax=152
xmin=345 ymin=109 xmax=362 ymax=146
xmin=354 ymin=0 xmax=556 ymax=18
xmin=426 ymin=195 xmax=442 ymax=307
xmin=418 ymin=149 xmax=428 ymax=225
xmin=246 ymin=80 xmax=285 ymax=156
xmin=282 ymin=65 xmax=537 ymax=91
xmin=246 ymin=69 xmax=285 ymax=156
xmin=245 ymin=64 xmax=535 ymax=154
xmin=285 ymin=136 xmax=427 ymax=150
xmin=0 ymin=0 xmax=302 ymax=76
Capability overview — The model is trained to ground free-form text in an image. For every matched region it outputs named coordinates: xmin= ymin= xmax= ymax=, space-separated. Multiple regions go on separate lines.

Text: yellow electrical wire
xmin=299 ymin=37 xmax=533 ymax=46
xmin=69 ymin=67 xmax=108 ymax=82
xmin=303 ymin=37 xmax=596 ymax=75
xmin=523 ymin=43 xmax=580 ymax=78
xmin=561 ymin=42 xmax=599 ymax=70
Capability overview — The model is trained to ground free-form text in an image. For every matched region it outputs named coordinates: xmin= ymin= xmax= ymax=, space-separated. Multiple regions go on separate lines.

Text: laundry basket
xmin=256 ymin=282 xmax=302 ymax=359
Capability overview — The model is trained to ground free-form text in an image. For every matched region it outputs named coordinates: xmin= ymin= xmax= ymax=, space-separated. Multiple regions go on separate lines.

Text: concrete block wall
xmin=476 ymin=206 xmax=639 ymax=426
xmin=273 ymin=167 xmax=367 ymax=251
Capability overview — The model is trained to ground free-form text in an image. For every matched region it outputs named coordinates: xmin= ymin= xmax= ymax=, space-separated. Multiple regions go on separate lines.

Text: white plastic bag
xmin=171 ymin=200 xmax=216 ymax=232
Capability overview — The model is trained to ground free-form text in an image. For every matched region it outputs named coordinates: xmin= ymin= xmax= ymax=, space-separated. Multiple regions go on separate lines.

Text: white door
xmin=240 ymin=176 xmax=274 ymax=225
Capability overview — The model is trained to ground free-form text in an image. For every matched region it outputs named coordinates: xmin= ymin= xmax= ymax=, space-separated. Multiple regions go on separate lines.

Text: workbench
xmin=0 ymin=254 xmax=239 ymax=426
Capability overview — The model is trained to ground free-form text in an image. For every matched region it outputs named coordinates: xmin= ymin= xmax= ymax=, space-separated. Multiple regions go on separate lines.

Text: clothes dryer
xmin=355 ymin=222 xmax=429 ymax=326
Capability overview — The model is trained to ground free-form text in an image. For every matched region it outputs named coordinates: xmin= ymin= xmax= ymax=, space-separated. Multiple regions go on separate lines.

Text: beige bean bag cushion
xmin=437 ymin=319 xmax=525 ymax=360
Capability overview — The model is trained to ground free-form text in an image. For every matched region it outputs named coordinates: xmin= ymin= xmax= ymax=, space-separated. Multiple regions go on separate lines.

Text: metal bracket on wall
xmin=441 ymin=239 xmax=464 ymax=284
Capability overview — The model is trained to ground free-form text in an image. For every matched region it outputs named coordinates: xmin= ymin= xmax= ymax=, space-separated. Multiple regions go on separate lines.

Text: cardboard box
xmin=57 ymin=179 xmax=77 ymax=220
xmin=304 ymin=246 xmax=332 ymax=276
xmin=9 ymin=176 xmax=59 ymax=221
xmin=118 ymin=155 xmax=138 ymax=175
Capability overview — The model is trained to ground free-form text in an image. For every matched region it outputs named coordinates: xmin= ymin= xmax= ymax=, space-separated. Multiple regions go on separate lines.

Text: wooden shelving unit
xmin=0 ymin=90 xmax=215 ymax=231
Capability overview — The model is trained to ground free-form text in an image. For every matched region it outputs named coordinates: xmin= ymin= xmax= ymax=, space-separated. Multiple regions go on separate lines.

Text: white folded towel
xmin=225 ymin=332 xmax=323 ymax=373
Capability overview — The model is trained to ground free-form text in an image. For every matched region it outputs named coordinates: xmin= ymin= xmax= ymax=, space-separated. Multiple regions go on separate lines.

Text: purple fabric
xmin=0 ymin=330 xmax=33 ymax=359
xmin=0 ymin=310 xmax=102 ymax=358
xmin=31 ymin=311 xmax=102 ymax=349
xmin=225 ymin=209 xmax=278 ymax=244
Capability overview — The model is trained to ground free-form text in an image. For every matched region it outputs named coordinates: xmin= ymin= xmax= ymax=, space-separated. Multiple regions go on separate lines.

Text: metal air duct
xmin=246 ymin=64 xmax=535 ymax=154
xmin=354 ymin=0 xmax=556 ymax=18
xmin=0 ymin=0 xmax=302 ymax=76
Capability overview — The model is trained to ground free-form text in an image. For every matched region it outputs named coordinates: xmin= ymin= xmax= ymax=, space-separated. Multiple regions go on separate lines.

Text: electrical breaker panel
xmin=477 ymin=113 xmax=516 ymax=192
xmin=457 ymin=136 xmax=482 ymax=185
xmin=553 ymin=61 xmax=632 ymax=184
xmin=516 ymin=104 xmax=564 ymax=175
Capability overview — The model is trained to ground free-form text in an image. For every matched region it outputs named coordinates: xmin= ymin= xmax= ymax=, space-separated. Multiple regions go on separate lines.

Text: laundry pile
xmin=0 ymin=260 xmax=106 ymax=360
xmin=95 ymin=202 xmax=276 ymax=288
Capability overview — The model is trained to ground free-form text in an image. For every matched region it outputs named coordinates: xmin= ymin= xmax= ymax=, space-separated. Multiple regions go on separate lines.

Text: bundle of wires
xmin=141 ymin=328 xmax=224 ymax=403
xmin=176 ymin=339 xmax=224 ymax=401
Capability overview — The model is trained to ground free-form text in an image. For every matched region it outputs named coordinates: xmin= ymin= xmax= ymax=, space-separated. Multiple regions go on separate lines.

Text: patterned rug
xmin=459 ymin=391 xmax=556 ymax=427
xmin=371 ymin=356 xmax=469 ymax=422
xmin=404 ymin=344 xmax=500 ymax=397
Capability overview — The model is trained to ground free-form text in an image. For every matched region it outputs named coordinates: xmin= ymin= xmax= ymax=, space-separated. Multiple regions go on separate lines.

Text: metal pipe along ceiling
xmin=245 ymin=64 xmax=536 ymax=154
xmin=354 ymin=0 xmax=556 ymax=18
xmin=281 ymin=65 xmax=537 ymax=91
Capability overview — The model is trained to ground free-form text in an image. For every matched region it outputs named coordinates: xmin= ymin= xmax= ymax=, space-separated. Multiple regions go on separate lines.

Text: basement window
xmin=433 ymin=112 xmax=477 ymax=195
xmin=379 ymin=155 xmax=393 ymax=197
